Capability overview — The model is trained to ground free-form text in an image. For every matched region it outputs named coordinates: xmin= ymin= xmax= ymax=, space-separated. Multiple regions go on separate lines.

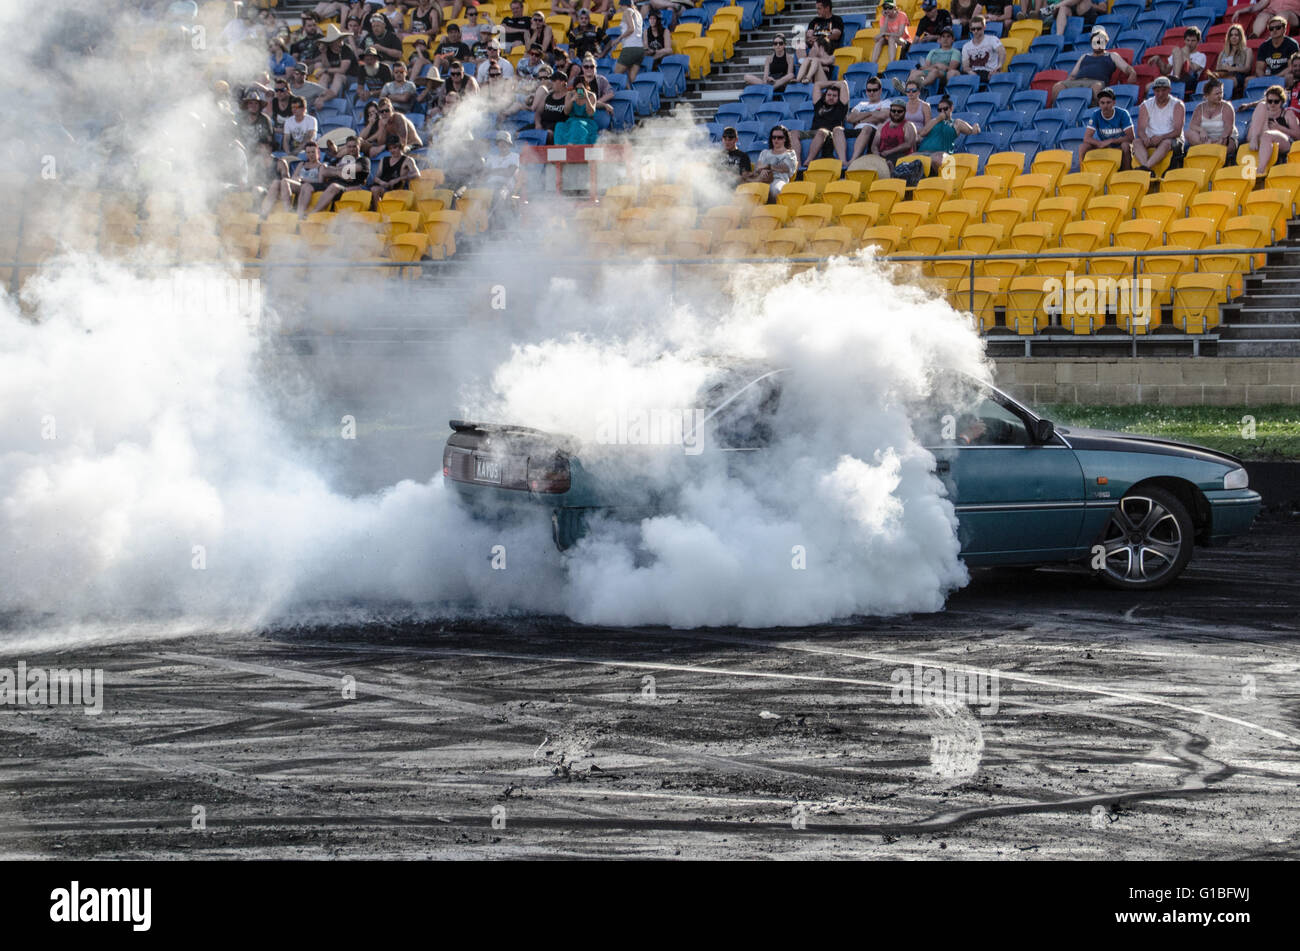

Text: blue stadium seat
xmin=1150 ymin=1 xmax=1183 ymax=28
xmin=1244 ymin=76 xmax=1275 ymax=101
xmin=1010 ymin=132 xmax=1045 ymax=165
xmin=1093 ymin=14 xmax=1132 ymax=38
xmin=738 ymin=119 xmax=769 ymax=140
xmin=610 ymin=91 xmax=637 ymax=130
xmin=740 ymin=83 xmax=774 ymax=106
xmin=945 ymin=74 xmax=979 ymax=111
xmin=844 ymin=62 xmax=879 ymax=84
xmin=882 ymin=60 xmax=913 ymax=88
xmin=517 ymin=128 xmax=548 ymax=147
xmin=1204 ymin=77 xmax=1235 ymax=101
xmin=984 ymin=20 xmax=1004 ymax=37
xmin=658 ymin=55 xmax=689 ymax=97
xmin=784 ymin=90 xmax=813 ymax=109
xmin=983 ymin=82 xmax=1015 ymax=108
xmin=1183 ymin=9 xmax=1216 ymax=37
xmin=783 ymin=82 xmax=814 ymax=102
xmin=754 ymin=101 xmax=794 ymax=124
xmin=1057 ymin=127 xmax=1086 ymax=165
xmin=1054 ymin=49 xmax=1082 ymax=71
xmin=1109 ymin=83 xmax=1139 ymax=112
xmin=605 ymin=72 xmax=629 ymax=91
xmin=1130 ymin=18 xmax=1165 ymax=48
xmin=1061 ymin=17 xmax=1086 ymax=45
xmin=678 ymin=8 xmax=708 ymax=25
xmin=633 ymin=73 xmax=664 ymax=114
xmin=1007 ymin=58 xmax=1043 ymax=89
xmin=1009 ymin=89 xmax=1047 ymax=125
xmin=961 ymin=132 xmax=1003 ymax=171
xmin=715 ymin=101 xmax=749 ymax=125
xmin=990 ymin=71 xmax=1029 ymax=96
xmin=1054 ymin=88 xmax=1094 ymax=125
xmin=1030 ymin=34 xmax=1066 ymax=55
xmin=964 ymin=91 xmax=1002 ymax=127
xmin=987 ymin=109 xmax=1024 ymax=139
xmin=1031 ymin=107 xmax=1071 ymax=143
xmin=1109 ymin=0 xmax=1145 ymax=29
xmin=841 ymin=14 xmax=868 ymax=38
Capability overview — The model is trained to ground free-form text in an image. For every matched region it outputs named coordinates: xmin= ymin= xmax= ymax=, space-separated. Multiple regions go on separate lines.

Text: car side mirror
xmin=1032 ymin=418 xmax=1055 ymax=444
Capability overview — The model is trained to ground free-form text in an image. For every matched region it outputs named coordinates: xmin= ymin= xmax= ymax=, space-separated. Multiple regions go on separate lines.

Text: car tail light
xmin=442 ymin=446 xmax=451 ymax=478
xmin=527 ymin=453 xmax=570 ymax=494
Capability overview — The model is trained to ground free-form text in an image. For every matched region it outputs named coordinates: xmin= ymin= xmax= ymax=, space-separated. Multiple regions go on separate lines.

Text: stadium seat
xmin=960 ymin=223 xmax=1006 ymax=254
xmin=1161 ymin=168 xmax=1210 ymax=205
xmin=809 ymin=225 xmax=854 ymax=255
xmin=792 ymin=203 xmax=834 ymax=233
xmin=1210 ymin=165 xmax=1254 ymax=211
xmin=838 ymin=201 xmax=882 ymax=238
xmin=1166 ymin=217 xmax=1219 ymax=249
xmin=1183 ymin=143 xmax=1227 ymax=179
xmin=986 ymin=197 xmax=1032 ymax=231
xmin=905 ymin=223 xmax=954 ymax=256
xmin=957 ymin=175 xmax=1004 ymax=218
xmin=1142 ymin=244 xmax=1197 ymax=278
xmin=1243 ymin=188 xmax=1292 ymax=240
xmin=1171 ymin=273 xmax=1230 ymax=332
xmin=1114 ymin=217 xmax=1163 ymax=250
xmin=1080 ymin=147 xmax=1123 ymax=186
xmin=1084 ymin=194 xmax=1131 ymax=234
xmin=776 ymin=181 xmax=817 ymax=213
xmin=911 ymin=176 xmax=953 ymax=211
xmin=701 ymin=204 xmax=745 ymax=241
xmin=762 ymin=227 xmax=809 ymax=256
xmin=803 ymin=158 xmax=844 ymax=196
xmin=1198 ymin=244 xmax=1251 ymax=298
xmin=955 ymin=277 xmax=1002 ymax=332
xmin=1057 ymin=171 xmax=1105 ymax=207
xmin=866 ymin=179 xmax=906 ymax=218
xmin=1030 ymin=149 xmax=1074 ymax=191
xmin=1106 ymin=169 xmax=1153 ymax=209
xmin=750 ymin=205 xmax=790 ymax=232
xmin=845 ymin=156 xmax=882 ymax=191
xmin=1005 ymin=275 xmax=1054 ymax=334
xmin=717 ymin=227 xmax=762 ymax=257
xmin=1008 ymin=173 xmax=1053 ymax=214
xmin=1036 ymin=196 xmax=1082 ymax=237
xmin=822 ymin=180 xmax=862 ymax=217
xmin=936 ymin=199 xmax=979 ymax=235
xmin=984 ymin=151 xmax=1027 ymax=190
xmin=887 ymin=200 xmax=935 ymax=232
xmin=1187 ymin=192 xmax=1238 ymax=233
xmin=1136 ymin=192 xmax=1187 ymax=233
xmin=860 ymin=226 xmax=904 ymax=254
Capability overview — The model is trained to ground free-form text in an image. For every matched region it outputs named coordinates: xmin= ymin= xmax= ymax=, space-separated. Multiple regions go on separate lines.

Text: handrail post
xmin=968 ymin=254 xmax=974 ymax=315
xmin=1131 ymin=250 xmax=1139 ymax=359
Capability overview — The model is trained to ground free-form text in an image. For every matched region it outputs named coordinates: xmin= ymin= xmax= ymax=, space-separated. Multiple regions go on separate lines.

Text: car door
xmin=928 ymin=394 xmax=1087 ymax=564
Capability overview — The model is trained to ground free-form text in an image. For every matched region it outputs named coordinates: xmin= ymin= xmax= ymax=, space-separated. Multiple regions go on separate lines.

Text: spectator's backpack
xmin=893 ymin=159 xmax=925 ymax=187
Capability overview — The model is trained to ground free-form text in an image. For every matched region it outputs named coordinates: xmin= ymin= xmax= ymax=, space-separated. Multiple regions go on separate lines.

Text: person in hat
xmin=1080 ymin=86 xmax=1135 ymax=170
xmin=871 ymin=0 xmax=912 ymax=66
xmin=363 ymin=11 xmax=403 ymax=60
xmin=604 ymin=0 xmax=645 ymax=85
xmin=414 ymin=63 xmax=444 ymax=112
xmin=435 ymin=22 xmax=472 ymax=64
xmin=567 ymin=8 xmax=606 ymax=59
xmin=1132 ymin=75 xmax=1186 ymax=171
xmin=643 ymin=9 xmax=673 ymax=67
xmin=525 ymin=11 xmax=556 ymax=55
xmin=238 ymin=89 xmax=274 ymax=151
xmin=718 ymin=127 xmax=753 ymax=181
xmin=1050 ymin=27 xmax=1136 ymax=106
xmin=906 ymin=25 xmax=960 ymax=93
xmin=316 ymin=23 xmax=359 ymax=104
xmin=534 ymin=69 xmax=570 ymax=143
xmin=407 ymin=35 xmax=434 ymax=77
xmin=286 ymin=63 xmax=329 ymax=110
xmin=356 ymin=46 xmax=395 ymax=102
xmin=482 ymin=130 xmax=522 ymax=220
xmin=913 ymin=0 xmax=952 ymax=43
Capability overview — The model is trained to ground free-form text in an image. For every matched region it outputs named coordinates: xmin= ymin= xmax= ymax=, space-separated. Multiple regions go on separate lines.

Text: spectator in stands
xmin=960 ymin=16 xmax=1004 ymax=88
xmin=356 ymin=47 xmax=395 ymax=103
xmin=872 ymin=99 xmax=917 ymax=172
xmin=287 ymin=64 xmax=329 ymax=112
xmin=1247 ymin=84 xmax=1300 ymax=170
xmin=1132 ymin=75 xmax=1185 ymax=172
xmin=914 ymin=0 xmax=953 ymax=43
xmin=808 ymin=0 xmax=845 ymax=47
xmin=1217 ymin=24 xmax=1256 ymax=89
xmin=415 ymin=64 xmax=444 ymax=115
xmin=555 ymin=74 xmax=601 ymax=144
xmin=285 ymin=141 xmax=329 ymax=215
xmin=796 ymin=28 xmax=836 ymax=83
xmin=1284 ymin=51 xmax=1300 ymax=108
xmin=265 ymin=78 xmax=294 ymax=136
xmin=907 ymin=25 xmax=961 ymax=93
xmin=239 ymin=90 xmax=275 ymax=152
xmin=576 ymin=54 xmax=617 ymax=116
xmin=1152 ymin=27 xmax=1214 ymax=97
xmin=444 ymin=60 xmax=480 ymax=98
xmin=316 ymin=24 xmax=360 ymax=106
xmin=535 ymin=71 xmax=571 ymax=143
xmin=745 ymin=34 xmax=796 ymax=93
xmin=291 ymin=13 xmax=325 ymax=65
xmin=282 ymin=96 xmax=320 ymax=154
xmin=371 ymin=135 xmax=421 ymax=204
xmin=519 ymin=43 xmax=549 ymax=79
xmin=461 ymin=6 xmax=495 ymax=45
xmin=409 ymin=0 xmax=444 ymax=37
xmin=1234 ymin=0 xmax=1300 ymax=38
xmin=364 ymin=12 xmax=403 ymax=61
xmin=1188 ymin=77 xmax=1238 ymax=159
xmin=435 ymin=23 xmax=473 ymax=67
xmin=1048 ymin=0 xmax=1107 ymax=38
xmin=915 ymin=96 xmax=979 ymax=166
xmin=754 ymin=125 xmax=799 ymax=201
xmin=1050 ymin=28 xmax=1136 ymax=106
xmin=1257 ymin=17 xmax=1300 ymax=74
xmin=500 ymin=0 xmax=530 ymax=50
xmin=1080 ymin=86 xmax=1134 ymax=169
xmin=975 ymin=0 xmax=1012 ymax=32
xmin=342 ymin=16 xmax=367 ymax=57
xmin=607 ymin=0 xmax=645 ymax=86
xmin=872 ymin=1 xmax=912 ymax=66
xmin=358 ymin=100 xmax=383 ymax=142
xmin=313 ymin=2 xmax=348 ymax=23
xmin=798 ymin=79 xmax=850 ymax=166
xmin=719 ymin=127 xmax=754 ymax=181
xmin=382 ymin=60 xmax=419 ymax=112
xmin=568 ymin=9 xmax=607 ymax=59
xmin=480 ymin=40 xmax=516 ymax=78
xmin=221 ymin=3 xmax=259 ymax=48
xmin=268 ymin=38 xmax=296 ymax=77
xmin=408 ymin=36 xmax=434 ymax=76
xmin=526 ymin=11 xmax=557 ymax=55
xmin=644 ymin=11 xmax=674 ymax=67
xmin=949 ymin=0 xmax=977 ymax=30
xmin=848 ymin=77 xmax=891 ymax=161
xmin=482 ymin=130 xmax=523 ymax=222
xmin=364 ymin=97 xmax=423 ymax=157
xmin=901 ymin=81 xmax=930 ymax=127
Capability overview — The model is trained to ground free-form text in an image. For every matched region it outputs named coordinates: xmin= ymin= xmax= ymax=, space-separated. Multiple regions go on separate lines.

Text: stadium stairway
xmin=1218 ymin=237 xmax=1300 ymax=357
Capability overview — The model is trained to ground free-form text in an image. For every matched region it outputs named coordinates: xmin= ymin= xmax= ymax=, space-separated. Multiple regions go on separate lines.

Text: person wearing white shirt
xmin=960 ymin=16 xmax=1005 ymax=85
xmin=607 ymin=0 xmax=646 ymax=85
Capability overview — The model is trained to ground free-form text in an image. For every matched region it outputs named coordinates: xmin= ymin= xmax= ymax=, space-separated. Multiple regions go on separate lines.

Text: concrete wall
xmin=994 ymin=359 xmax=1300 ymax=405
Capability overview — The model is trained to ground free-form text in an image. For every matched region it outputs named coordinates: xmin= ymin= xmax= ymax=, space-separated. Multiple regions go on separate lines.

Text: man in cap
xmin=482 ymin=129 xmax=522 ymax=220
xmin=1080 ymin=86 xmax=1135 ymax=170
xmin=719 ymin=126 xmax=753 ymax=181
xmin=906 ymin=24 xmax=961 ymax=92
xmin=315 ymin=23 xmax=359 ymax=105
xmin=1132 ymin=75 xmax=1186 ymax=171
xmin=364 ymin=11 xmax=404 ymax=60
xmin=287 ymin=63 xmax=329 ymax=111
xmin=914 ymin=0 xmax=952 ymax=41
xmin=435 ymin=22 xmax=472 ymax=65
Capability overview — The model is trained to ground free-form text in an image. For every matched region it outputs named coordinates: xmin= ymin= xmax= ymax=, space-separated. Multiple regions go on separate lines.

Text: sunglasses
xmin=938 ymin=105 xmax=951 ymax=111
xmin=1268 ymin=97 xmax=1283 ymax=104
xmin=771 ymin=133 xmax=787 ymax=139
xmin=866 ymin=85 xmax=881 ymax=91
xmin=1272 ymin=24 xmax=1285 ymax=31
xmin=379 ymin=108 xmax=392 ymax=114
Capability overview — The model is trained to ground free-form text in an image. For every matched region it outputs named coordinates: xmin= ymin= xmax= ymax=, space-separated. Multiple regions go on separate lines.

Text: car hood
xmin=1056 ymin=426 xmax=1243 ymax=468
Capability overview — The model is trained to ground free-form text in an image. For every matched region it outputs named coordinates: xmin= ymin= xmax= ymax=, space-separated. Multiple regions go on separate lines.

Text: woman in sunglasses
xmin=754 ymin=125 xmax=798 ymax=201
xmin=1247 ymin=83 xmax=1300 ymax=172
xmin=745 ymin=35 xmax=796 ymax=94
xmin=915 ymin=96 xmax=980 ymax=167
xmin=643 ymin=11 xmax=673 ymax=68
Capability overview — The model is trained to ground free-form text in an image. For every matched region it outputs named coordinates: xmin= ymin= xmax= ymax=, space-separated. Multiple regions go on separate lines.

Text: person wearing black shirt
xmin=363 ymin=12 xmax=403 ymax=61
xmin=435 ymin=23 xmax=472 ymax=65
xmin=501 ymin=0 xmax=532 ymax=49
xmin=307 ymin=136 xmax=373 ymax=213
xmin=978 ymin=0 xmax=1013 ymax=30
xmin=914 ymin=0 xmax=953 ymax=42
xmin=567 ymin=9 xmax=606 ymax=59
xmin=719 ymin=127 xmax=753 ymax=179
xmin=535 ymin=72 xmax=571 ymax=143
xmin=354 ymin=47 xmax=395 ymax=102
xmin=316 ymin=25 xmax=360 ymax=104
xmin=239 ymin=92 xmax=274 ymax=151
xmin=290 ymin=13 xmax=325 ymax=64
xmin=1256 ymin=17 xmax=1300 ymax=76
xmin=799 ymin=79 xmax=849 ymax=165
xmin=808 ymin=0 xmax=845 ymax=48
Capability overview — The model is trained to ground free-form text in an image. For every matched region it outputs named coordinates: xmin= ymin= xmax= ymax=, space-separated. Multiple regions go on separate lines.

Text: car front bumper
xmin=1203 ymin=489 xmax=1263 ymax=545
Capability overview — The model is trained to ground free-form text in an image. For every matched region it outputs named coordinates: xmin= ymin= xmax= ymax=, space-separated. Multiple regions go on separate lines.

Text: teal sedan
xmin=443 ymin=371 xmax=1261 ymax=591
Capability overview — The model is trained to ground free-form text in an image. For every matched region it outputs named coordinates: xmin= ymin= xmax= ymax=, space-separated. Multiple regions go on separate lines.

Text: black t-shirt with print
xmin=354 ymin=62 xmax=394 ymax=94
xmin=721 ymin=148 xmax=753 ymax=176
xmin=436 ymin=40 xmax=472 ymax=61
xmin=808 ymin=15 xmax=845 ymax=44
xmin=915 ymin=10 xmax=952 ymax=37
xmin=1260 ymin=35 xmax=1300 ymax=75
xmin=502 ymin=15 xmax=531 ymax=43
xmin=567 ymin=25 xmax=606 ymax=57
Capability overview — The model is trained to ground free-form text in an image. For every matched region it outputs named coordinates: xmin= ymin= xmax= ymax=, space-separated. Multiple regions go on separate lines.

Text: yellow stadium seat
xmin=887 ymin=199 xmax=934 ymax=231
xmin=1220 ymin=214 xmax=1272 ymax=262
xmin=932 ymin=250 xmax=977 ymax=280
xmin=1237 ymin=143 xmax=1272 ymax=178
xmin=1060 ymin=219 xmax=1108 ymax=253
xmin=955 ymin=175 xmax=1003 ymax=218
xmin=706 ymin=25 xmax=736 ymax=61
xmin=750 ymin=205 xmax=790 ymax=232
xmin=1007 ymin=173 xmax=1053 ymax=215
xmin=732 ymin=183 xmax=770 ymax=209
xmin=1243 ymin=188 xmax=1292 ymax=240
xmin=1057 ymin=171 xmax=1104 ymax=207
xmin=1183 ymin=144 xmax=1227 ymax=179
xmin=701 ymin=204 xmax=745 ymax=241
xmin=1142 ymin=245 xmax=1197 ymax=277
xmin=1171 ymin=273 xmax=1230 ymax=333
xmin=960 ymin=223 xmax=1005 ymax=253
xmin=681 ymin=38 xmax=715 ymax=78
xmin=845 ymin=156 xmax=883 ymax=191
xmin=382 ymin=210 xmax=423 ymax=239
xmin=1264 ymin=163 xmax=1300 ymax=206
xmin=981 ymin=256 xmax=1027 ymax=283
xmin=936 ymin=198 xmax=978 ymax=235
xmin=615 ymin=206 xmax=653 ymax=233
xmin=1005 ymin=275 xmax=1053 ymax=335
xmin=860 ymin=225 xmax=904 ymax=254
xmin=1197 ymin=244 xmax=1251 ymax=298
xmin=1088 ymin=254 xmax=1135 ymax=279
xmin=1030 ymin=149 xmax=1073 ymax=192
xmin=377 ymin=190 xmax=416 ymax=216
xmin=1080 ymin=147 xmax=1123 ymax=187
xmin=648 ymin=205 xmax=698 ymax=232
xmin=1106 ymin=169 xmax=1153 ymax=209
xmin=792 ymin=203 xmax=834 ymax=233
xmin=803 ymin=158 xmax=844 ymax=196
xmin=1160 ymin=168 xmax=1209 ymax=205
xmin=717 ymin=227 xmax=762 ymax=257
xmin=955 ymin=277 xmax=1002 ymax=333
xmin=1186 ymin=192 xmax=1238 ymax=233
xmin=647 ymin=183 xmax=691 ymax=208
xmin=984 ymin=152 xmax=1026 ymax=192
xmin=763 ymin=227 xmax=809 ymax=256
xmin=388 ymin=231 xmax=429 ymax=268
xmin=1135 ymin=192 xmax=1186 ymax=233
xmin=936 ymin=152 xmax=978 ymax=190
xmin=985 ymin=197 xmax=1031 ymax=231
xmin=425 ymin=210 xmax=462 ymax=258
xmin=1116 ymin=273 xmax=1170 ymax=334
xmin=1210 ymin=165 xmax=1253 ymax=211
xmin=625 ymin=230 xmax=670 ymax=256
xmin=911 ymin=175 xmax=952 ymax=209
xmin=822 ymin=180 xmax=863 ymax=217
xmin=335 ymin=190 xmax=372 ymax=213
xmin=776 ymin=181 xmax=817 ymax=214
xmin=866 ymin=179 xmax=906 ymax=218
xmin=838 ymin=201 xmax=881 ymax=238
xmin=1034 ymin=196 xmax=1081 ymax=236
xmin=667 ymin=229 xmax=714 ymax=258
xmin=1114 ymin=217 xmax=1162 ymax=250
xmin=1165 ymin=217 xmax=1218 ymax=249
xmin=1084 ymin=194 xmax=1131 ymax=234
xmin=906 ymin=223 xmax=954 ymax=256
xmin=809 ymin=226 xmax=854 ymax=256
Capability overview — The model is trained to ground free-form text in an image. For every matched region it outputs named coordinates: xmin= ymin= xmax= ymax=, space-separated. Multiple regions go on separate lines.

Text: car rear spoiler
xmin=448 ymin=420 xmax=579 ymax=448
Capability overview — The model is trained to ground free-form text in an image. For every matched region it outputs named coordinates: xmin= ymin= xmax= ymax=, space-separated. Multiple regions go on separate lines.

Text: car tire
xmin=1095 ymin=486 xmax=1195 ymax=591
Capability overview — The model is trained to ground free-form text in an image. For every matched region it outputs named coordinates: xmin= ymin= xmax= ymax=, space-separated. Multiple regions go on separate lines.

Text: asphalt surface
xmin=1 ymin=514 xmax=1297 ymax=860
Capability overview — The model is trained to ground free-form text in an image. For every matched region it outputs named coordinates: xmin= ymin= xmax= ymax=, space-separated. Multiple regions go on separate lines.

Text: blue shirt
xmin=1086 ymin=106 xmax=1133 ymax=141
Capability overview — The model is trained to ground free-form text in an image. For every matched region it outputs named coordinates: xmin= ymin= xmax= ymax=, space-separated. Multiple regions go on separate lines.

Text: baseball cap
xmin=722 ymin=126 xmax=738 ymax=137
xmin=940 ymin=25 xmax=954 ymax=35
xmin=1151 ymin=75 xmax=1172 ymax=88
xmin=922 ymin=0 xmax=936 ymax=8
xmin=495 ymin=130 xmax=513 ymax=143
xmin=364 ymin=46 xmax=378 ymax=56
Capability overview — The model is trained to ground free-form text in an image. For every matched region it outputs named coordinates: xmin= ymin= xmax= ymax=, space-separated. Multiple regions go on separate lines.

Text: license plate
xmin=474 ymin=457 xmax=502 ymax=483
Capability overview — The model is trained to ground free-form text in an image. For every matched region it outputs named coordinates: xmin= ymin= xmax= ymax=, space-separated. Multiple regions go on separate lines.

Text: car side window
xmin=955 ymin=398 xmax=1030 ymax=446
